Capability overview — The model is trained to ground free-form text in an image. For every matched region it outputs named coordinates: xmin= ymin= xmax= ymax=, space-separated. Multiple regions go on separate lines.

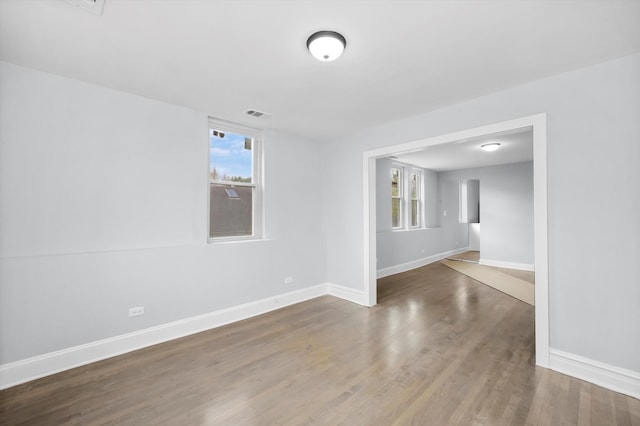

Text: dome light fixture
xmin=481 ymin=143 xmax=501 ymax=152
xmin=307 ymin=30 xmax=346 ymax=62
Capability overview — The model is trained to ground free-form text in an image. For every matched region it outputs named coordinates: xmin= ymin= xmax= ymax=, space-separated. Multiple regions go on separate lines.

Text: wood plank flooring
xmin=1 ymin=262 xmax=638 ymax=425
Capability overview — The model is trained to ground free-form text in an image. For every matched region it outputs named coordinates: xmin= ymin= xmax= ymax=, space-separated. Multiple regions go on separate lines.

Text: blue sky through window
xmin=209 ymin=129 xmax=252 ymax=180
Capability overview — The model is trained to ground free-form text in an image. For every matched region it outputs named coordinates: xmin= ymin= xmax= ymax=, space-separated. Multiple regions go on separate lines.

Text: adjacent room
xmin=1 ymin=1 xmax=639 ymax=424
xmin=376 ymin=128 xmax=535 ymax=306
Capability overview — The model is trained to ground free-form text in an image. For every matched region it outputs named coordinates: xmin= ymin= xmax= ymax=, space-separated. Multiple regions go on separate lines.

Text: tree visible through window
xmin=209 ymin=120 xmax=261 ymax=240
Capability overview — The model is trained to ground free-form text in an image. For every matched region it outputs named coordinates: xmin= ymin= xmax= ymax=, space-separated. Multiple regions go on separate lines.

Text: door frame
xmin=362 ymin=113 xmax=549 ymax=367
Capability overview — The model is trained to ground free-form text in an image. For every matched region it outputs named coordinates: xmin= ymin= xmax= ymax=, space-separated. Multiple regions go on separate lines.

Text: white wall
xmin=322 ymin=53 xmax=640 ymax=373
xmin=0 ymin=62 xmax=326 ymax=364
xmin=440 ymin=162 xmax=534 ymax=266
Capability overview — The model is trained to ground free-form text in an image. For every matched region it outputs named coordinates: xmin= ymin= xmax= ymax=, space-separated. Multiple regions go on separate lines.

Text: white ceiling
xmin=1 ymin=1 xmax=639 ymax=142
xmin=392 ymin=128 xmax=533 ymax=172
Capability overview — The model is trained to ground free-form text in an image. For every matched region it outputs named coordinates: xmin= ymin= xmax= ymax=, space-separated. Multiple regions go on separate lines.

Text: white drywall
xmin=440 ymin=162 xmax=534 ymax=266
xmin=321 ymin=53 xmax=640 ymax=373
xmin=0 ymin=62 xmax=325 ymax=364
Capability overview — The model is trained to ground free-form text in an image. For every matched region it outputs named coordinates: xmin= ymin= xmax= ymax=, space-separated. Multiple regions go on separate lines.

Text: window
xmin=410 ymin=170 xmax=420 ymax=227
xmin=391 ymin=168 xmax=402 ymax=228
xmin=391 ymin=165 xmax=423 ymax=230
xmin=208 ymin=119 xmax=261 ymax=241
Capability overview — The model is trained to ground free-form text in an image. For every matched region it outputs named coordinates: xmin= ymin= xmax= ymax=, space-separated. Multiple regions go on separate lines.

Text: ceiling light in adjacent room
xmin=481 ymin=143 xmax=501 ymax=152
xmin=307 ymin=31 xmax=346 ymax=61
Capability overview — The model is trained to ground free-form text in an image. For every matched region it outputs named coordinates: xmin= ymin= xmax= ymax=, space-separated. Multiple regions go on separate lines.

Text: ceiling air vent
xmin=65 ymin=0 xmax=105 ymax=15
xmin=245 ymin=109 xmax=272 ymax=119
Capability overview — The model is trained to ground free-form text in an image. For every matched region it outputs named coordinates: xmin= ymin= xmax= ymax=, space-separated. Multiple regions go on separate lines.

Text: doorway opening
xmin=363 ymin=114 xmax=549 ymax=367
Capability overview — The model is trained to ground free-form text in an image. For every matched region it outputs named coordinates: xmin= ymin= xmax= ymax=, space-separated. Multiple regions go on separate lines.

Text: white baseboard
xmin=549 ymin=349 xmax=640 ymax=399
xmin=6 ymin=285 xmax=638 ymax=403
xmin=479 ymin=258 xmax=534 ymax=271
xmin=326 ymin=282 xmax=367 ymax=306
xmin=0 ymin=284 xmax=327 ymax=390
xmin=377 ymin=247 xmax=469 ymax=278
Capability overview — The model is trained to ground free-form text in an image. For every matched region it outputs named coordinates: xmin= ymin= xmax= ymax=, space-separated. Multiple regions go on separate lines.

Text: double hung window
xmin=208 ymin=119 xmax=262 ymax=241
xmin=410 ymin=171 xmax=420 ymax=228
xmin=391 ymin=168 xmax=403 ymax=229
xmin=391 ymin=165 xmax=423 ymax=230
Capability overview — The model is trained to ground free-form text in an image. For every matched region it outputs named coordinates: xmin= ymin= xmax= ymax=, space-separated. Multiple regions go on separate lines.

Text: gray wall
xmin=424 ymin=169 xmax=439 ymax=228
xmin=322 ymin=53 xmax=640 ymax=372
xmin=0 ymin=62 xmax=326 ymax=364
xmin=376 ymin=160 xmax=449 ymax=270
xmin=376 ymin=160 xmax=533 ymax=270
xmin=376 ymin=158 xmax=392 ymax=232
xmin=376 ymin=162 xmax=447 ymax=268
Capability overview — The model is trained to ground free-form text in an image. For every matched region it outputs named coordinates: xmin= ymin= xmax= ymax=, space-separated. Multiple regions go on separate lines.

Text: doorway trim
xmin=362 ymin=113 xmax=549 ymax=367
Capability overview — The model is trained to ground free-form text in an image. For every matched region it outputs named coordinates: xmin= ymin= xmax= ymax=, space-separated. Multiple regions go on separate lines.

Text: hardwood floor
xmin=1 ymin=262 xmax=638 ymax=425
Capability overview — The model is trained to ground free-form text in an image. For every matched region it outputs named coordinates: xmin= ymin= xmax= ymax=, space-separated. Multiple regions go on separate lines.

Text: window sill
xmin=392 ymin=227 xmax=424 ymax=232
xmin=385 ymin=226 xmax=440 ymax=233
xmin=207 ymin=236 xmax=268 ymax=245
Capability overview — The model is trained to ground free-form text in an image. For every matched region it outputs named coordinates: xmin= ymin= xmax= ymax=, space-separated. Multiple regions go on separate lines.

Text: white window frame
xmin=392 ymin=163 xmax=424 ymax=231
xmin=391 ymin=167 xmax=403 ymax=229
xmin=207 ymin=118 xmax=263 ymax=243
xmin=409 ymin=169 xmax=423 ymax=229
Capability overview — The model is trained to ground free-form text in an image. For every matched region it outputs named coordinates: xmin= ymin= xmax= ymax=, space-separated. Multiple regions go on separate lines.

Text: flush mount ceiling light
xmin=481 ymin=143 xmax=501 ymax=152
xmin=307 ymin=31 xmax=346 ymax=62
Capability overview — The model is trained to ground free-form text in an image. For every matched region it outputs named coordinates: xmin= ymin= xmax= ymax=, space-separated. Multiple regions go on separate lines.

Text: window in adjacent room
xmin=391 ymin=167 xmax=402 ymax=229
xmin=391 ymin=164 xmax=424 ymax=230
xmin=410 ymin=170 xmax=421 ymax=228
xmin=208 ymin=119 xmax=262 ymax=241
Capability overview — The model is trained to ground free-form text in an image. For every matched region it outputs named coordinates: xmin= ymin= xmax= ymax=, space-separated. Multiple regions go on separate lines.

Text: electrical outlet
xmin=284 ymin=276 xmax=293 ymax=284
xmin=128 ymin=306 xmax=144 ymax=317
